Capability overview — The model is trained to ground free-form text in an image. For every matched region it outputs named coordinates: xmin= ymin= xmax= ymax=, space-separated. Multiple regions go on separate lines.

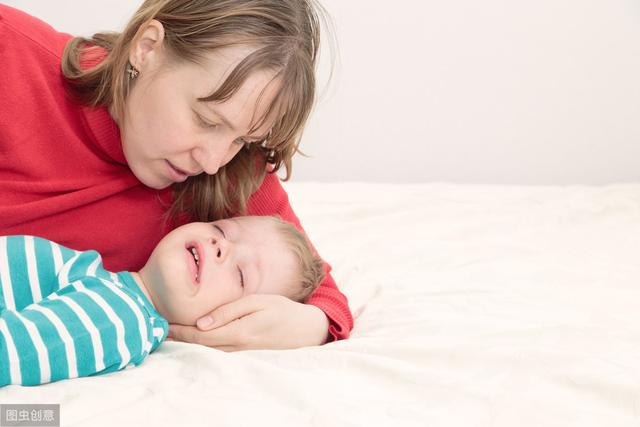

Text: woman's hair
xmin=266 ymin=216 xmax=325 ymax=302
xmin=61 ymin=0 xmax=330 ymax=224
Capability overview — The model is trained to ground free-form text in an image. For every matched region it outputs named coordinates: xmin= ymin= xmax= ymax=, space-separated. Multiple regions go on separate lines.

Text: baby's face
xmin=139 ymin=217 xmax=298 ymax=325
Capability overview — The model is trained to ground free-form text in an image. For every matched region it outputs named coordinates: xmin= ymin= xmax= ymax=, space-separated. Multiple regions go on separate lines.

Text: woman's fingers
xmin=169 ymin=295 xmax=328 ymax=351
xmin=195 ymin=294 xmax=264 ymax=331
xmin=168 ymin=323 xmax=239 ymax=349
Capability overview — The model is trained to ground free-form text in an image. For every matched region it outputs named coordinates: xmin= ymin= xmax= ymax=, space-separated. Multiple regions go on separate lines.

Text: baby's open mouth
xmin=187 ymin=245 xmax=200 ymax=281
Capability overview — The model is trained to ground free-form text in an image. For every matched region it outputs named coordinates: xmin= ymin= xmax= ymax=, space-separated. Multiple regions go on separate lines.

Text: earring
xmin=260 ymin=130 xmax=273 ymax=148
xmin=261 ymin=130 xmax=276 ymax=163
xmin=127 ymin=62 xmax=140 ymax=80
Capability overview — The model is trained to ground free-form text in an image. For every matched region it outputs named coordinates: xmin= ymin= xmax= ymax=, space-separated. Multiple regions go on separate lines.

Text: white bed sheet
xmin=2 ymin=182 xmax=640 ymax=426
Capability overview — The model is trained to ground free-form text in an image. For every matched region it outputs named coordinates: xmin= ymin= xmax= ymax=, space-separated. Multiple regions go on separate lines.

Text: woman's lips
xmin=166 ymin=160 xmax=189 ymax=183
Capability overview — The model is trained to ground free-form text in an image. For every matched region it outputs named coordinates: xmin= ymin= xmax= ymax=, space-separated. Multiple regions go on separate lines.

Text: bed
xmin=1 ymin=181 xmax=640 ymax=426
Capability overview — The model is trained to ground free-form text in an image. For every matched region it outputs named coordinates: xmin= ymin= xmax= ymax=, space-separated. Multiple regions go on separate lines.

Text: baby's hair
xmin=265 ymin=216 xmax=325 ymax=302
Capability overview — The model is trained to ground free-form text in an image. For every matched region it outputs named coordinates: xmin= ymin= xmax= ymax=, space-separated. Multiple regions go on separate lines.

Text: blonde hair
xmin=61 ymin=0 xmax=329 ymax=223
xmin=265 ymin=216 xmax=325 ymax=302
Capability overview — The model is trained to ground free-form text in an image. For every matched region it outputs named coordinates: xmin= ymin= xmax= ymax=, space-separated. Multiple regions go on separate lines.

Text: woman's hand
xmin=167 ymin=294 xmax=330 ymax=351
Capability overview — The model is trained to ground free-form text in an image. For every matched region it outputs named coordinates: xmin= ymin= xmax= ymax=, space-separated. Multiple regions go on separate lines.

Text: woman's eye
xmin=195 ymin=112 xmax=217 ymax=129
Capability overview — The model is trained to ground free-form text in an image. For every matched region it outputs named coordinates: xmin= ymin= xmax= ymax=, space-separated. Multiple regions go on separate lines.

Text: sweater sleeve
xmin=0 ymin=277 xmax=155 ymax=387
xmin=246 ymin=172 xmax=354 ymax=341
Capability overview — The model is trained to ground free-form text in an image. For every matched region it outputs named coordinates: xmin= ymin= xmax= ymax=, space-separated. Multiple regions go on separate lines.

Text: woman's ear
xmin=129 ymin=19 xmax=166 ymax=71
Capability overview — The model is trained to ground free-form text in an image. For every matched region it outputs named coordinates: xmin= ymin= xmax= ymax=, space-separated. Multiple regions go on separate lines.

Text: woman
xmin=0 ymin=0 xmax=353 ymax=351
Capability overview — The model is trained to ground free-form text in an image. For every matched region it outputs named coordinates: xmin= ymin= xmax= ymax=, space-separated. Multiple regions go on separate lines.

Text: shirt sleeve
xmin=0 ymin=276 xmax=154 ymax=387
xmin=246 ymin=172 xmax=354 ymax=341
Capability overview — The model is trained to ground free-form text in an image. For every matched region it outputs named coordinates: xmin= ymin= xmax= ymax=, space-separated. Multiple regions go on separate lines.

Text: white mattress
xmin=2 ymin=182 xmax=640 ymax=426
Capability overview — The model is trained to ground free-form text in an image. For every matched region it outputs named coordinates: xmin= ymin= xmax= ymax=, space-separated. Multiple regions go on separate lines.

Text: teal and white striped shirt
xmin=0 ymin=235 xmax=168 ymax=387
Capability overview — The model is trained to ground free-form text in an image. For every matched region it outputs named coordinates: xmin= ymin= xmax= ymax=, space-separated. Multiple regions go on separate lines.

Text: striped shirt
xmin=0 ymin=235 xmax=168 ymax=387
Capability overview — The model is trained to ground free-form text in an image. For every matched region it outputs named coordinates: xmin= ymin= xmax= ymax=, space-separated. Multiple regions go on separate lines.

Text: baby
xmin=0 ymin=215 xmax=325 ymax=387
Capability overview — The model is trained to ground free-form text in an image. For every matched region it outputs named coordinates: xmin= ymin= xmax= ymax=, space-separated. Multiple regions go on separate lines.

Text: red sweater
xmin=0 ymin=5 xmax=352 ymax=341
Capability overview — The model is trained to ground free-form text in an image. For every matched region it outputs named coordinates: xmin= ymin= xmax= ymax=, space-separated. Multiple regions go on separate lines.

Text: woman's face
xmin=120 ymin=31 xmax=279 ymax=189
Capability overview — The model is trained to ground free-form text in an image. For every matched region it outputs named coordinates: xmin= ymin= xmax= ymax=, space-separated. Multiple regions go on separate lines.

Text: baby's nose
xmin=210 ymin=237 xmax=228 ymax=262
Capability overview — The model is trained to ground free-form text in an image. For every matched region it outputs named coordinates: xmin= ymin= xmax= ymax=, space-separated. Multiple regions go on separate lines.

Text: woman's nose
xmin=192 ymin=139 xmax=237 ymax=176
xmin=192 ymin=146 xmax=223 ymax=176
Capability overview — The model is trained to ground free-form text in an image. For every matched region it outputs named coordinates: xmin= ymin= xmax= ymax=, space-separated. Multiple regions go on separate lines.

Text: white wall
xmin=7 ymin=0 xmax=640 ymax=184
